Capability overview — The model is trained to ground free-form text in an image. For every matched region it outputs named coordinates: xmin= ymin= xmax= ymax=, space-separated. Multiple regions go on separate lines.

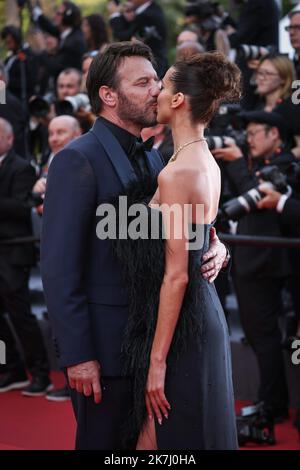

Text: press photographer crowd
xmin=0 ymin=0 xmax=300 ymax=450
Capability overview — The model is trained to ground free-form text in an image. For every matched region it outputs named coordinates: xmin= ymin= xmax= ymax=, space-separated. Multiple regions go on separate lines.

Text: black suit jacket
xmin=229 ymin=0 xmax=279 ymax=48
xmin=281 ymin=193 xmax=300 ymax=226
xmin=224 ymin=151 xmax=294 ymax=279
xmin=37 ymin=16 xmax=86 ymax=77
xmin=4 ymin=46 xmax=38 ymax=101
xmin=0 ymin=91 xmax=27 ymax=156
xmin=41 ymin=119 xmax=164 ymax=374
xmin=110 ymin=1 xmax=168 ymax=77
xmin=0 ymin=150 xmax=37 ymax=271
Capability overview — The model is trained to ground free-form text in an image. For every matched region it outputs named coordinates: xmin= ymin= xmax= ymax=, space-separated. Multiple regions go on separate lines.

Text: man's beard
xmin=117 ymin=90 xmax=157 ymax=129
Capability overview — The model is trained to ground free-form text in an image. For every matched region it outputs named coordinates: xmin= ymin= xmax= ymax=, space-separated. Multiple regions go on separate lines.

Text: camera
xmin=54 ymin=93 xmax=91 ymax=115
xmin=236 ymin=402 xmax=276 ymax=446
xmin=220 ymin=165 xmax=288 ymax=221
xmin=28 ymin=93 xmax=54 ymax=119
xmin=286 ymin=161 xmax=300 ymax=190
xmin=233 ymin=44 xmax=275 ymax=62
xmin=28 ymin=191 xmax=44 ymax=208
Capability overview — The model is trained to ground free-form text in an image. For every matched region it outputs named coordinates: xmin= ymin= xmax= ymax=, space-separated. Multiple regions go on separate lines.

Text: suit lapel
xmin=145 ymin=148 xmax=165 ymax=177
xmin=90 ymin=119 xmax=137 ymax=189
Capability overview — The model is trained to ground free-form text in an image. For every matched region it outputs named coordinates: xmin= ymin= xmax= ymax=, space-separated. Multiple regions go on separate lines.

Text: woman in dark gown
xmin=113 ymin=52 xmax=241 ymax=450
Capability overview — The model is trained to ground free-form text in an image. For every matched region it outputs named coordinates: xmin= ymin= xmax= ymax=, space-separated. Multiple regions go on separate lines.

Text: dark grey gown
xmin=111 ymin=178 xmax=238 ymax=450
xmin=155 ymin=223 xmax=238 ymax=450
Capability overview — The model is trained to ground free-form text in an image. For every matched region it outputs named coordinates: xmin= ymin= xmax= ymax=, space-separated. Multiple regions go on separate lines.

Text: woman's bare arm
xmin=146 ymin=169 xmax=190 ymax=424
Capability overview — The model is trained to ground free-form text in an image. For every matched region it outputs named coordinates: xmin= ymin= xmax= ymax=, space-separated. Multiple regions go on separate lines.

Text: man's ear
xmin=99 ymin=86 xmax=117 ymax=108
xmin=171 ymin=92 xmax=185 ymax=109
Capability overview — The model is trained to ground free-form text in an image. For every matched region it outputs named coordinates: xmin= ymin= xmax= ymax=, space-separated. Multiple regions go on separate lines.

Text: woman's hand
xmin=146 ymin=358 xmax=171 ymax=425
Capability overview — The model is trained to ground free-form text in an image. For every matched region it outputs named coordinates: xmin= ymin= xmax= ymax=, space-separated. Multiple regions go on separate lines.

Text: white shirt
xmin=60 ymin=28 xmax=72 ymax=42
xmin=276 ymin=186 xmax=292 ymax=213
xmin=0 ymin=154 xmax=7 ymax=165
xmin=135 ymin=1 xmax=152 ymax=15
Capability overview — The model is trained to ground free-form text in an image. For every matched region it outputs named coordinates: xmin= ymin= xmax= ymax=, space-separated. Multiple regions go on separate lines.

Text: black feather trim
xmin=110 ymin=175 xmax=204 ymax=444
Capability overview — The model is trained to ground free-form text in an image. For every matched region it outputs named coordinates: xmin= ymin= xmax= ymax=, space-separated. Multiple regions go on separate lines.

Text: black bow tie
xmin=135 ymin=136 xmax=155 ymax=153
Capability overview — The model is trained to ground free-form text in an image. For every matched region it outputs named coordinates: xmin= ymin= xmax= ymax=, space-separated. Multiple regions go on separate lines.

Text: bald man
xmin=0 ymin=118 xmax=51 ymax=396
xmin=33 ymin=115 xmax=81 ymax=197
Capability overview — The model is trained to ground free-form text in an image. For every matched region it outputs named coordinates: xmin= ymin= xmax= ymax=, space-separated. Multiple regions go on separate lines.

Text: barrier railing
xmin=0 ymin=234 xmax=300 ymax=248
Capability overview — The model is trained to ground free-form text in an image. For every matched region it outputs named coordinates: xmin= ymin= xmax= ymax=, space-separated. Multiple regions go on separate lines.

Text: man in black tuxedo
xmin=109 ymin=0 xmax=168 ymax=78
xmin=41 ymin=42 xmax=229 ymax=450
xmin=0 ymin=118 xmax=51 ymax=396
xmin=32 ymin=1 xmax=86 ymax=78
xmin=213 ymin=111 xmax=294 ymax=420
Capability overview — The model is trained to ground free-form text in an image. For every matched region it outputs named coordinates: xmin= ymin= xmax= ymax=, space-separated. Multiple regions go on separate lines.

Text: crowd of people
xmin=0 ymin=0 xmax=300 ymax=449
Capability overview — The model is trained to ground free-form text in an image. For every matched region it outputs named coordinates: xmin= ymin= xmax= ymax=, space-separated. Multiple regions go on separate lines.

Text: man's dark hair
xmin=1 ymin=26 xmax=22 ymax=49
xmin=62 ymin=1 xmax=82 ymax=29
xmin=86 ymin=41 xmax=155 ymax=115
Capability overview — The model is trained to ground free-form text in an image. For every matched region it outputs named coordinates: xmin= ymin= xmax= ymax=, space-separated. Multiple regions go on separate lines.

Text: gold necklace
xmin=169 ymin=138 xmax=207 ymax=163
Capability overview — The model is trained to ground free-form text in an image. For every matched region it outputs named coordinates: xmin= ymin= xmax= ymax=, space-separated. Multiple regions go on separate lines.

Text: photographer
xmin=31 ymin=1 xmax=86 ymax=78
xmin=258 ymin=171 xmax=300 ymax=351
xmin=227 ymin=0 xmax=279 ymax=49
xmin=1 ymin=25 xmax=38 ymax=102
xmin=226 ymin=0 xmax=279 ymax=110
xmin=213 ymin=110 xmax=297 ymax=421
xmin=108 ymin=0 xmax=168 ymax=77
xmin=184 ymin=1 xmax=230 ymax=56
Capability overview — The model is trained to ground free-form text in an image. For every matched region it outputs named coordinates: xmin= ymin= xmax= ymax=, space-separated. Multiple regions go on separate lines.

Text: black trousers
xmin=0 ymin=266 xmax=49 ymax=378
xmin=68 ymin=376 xmax=134 ymax=450
xmin=234 ymin=276 xmax=289 ymax=410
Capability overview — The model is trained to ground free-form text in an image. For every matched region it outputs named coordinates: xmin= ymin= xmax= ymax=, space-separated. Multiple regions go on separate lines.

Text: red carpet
xmin=0 ymin=372 xmax=299 ymax=450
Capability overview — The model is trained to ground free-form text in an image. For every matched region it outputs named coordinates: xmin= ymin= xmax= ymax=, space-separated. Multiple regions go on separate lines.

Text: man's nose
xmin=150 ymin=82 xmax=161 ymax=97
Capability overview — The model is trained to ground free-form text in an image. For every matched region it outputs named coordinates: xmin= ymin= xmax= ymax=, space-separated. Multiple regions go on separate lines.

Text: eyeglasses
xmin=285 ymin=25 xmax=300 ymax=32
xmin=255 ymin=70 xmax=279 ymax=79
xmin=246 ymin=127 xmax=267 ymax=139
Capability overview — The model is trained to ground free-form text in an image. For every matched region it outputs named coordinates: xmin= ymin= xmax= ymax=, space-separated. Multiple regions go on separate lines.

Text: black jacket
xmin=0 ymin=150 xmax=37 ymax=267
xmin=281 ymin=193 xmax=300 ymax=227
xmin=37 ymin=15 xmax=86 ymax=77
xmin=229 ymin=0 xmax=279 ymax=49
xmin=41 ymin=118 xmax=164 ymax=373
xmin=110 ymin=1 xmax=168 ymax=77
xmin=224 ymin=150 xmax=295 ymax=279
xmin=4 ymin=46 xmax=38 ymax=101
xmin=0 ymin=91 xmax=27 ymax=157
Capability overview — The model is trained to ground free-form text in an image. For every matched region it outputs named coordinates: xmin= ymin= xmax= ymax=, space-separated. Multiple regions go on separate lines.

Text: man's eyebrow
xmin=134 ymin=76 xmax=150 ymax=82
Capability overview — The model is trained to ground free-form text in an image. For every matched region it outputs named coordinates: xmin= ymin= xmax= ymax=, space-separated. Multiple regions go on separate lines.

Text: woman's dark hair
xmin=83 ymin=14 xmax=108 ymax=51
xmin=87 ymin=42 xmax=155 ymax=115
xmin=171 ymin=52 xmax=242 ymax=124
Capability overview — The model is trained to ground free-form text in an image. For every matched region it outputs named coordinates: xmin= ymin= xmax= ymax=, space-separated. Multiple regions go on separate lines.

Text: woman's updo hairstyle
xmin=170 ymin=52 xmax=242 ymax=124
